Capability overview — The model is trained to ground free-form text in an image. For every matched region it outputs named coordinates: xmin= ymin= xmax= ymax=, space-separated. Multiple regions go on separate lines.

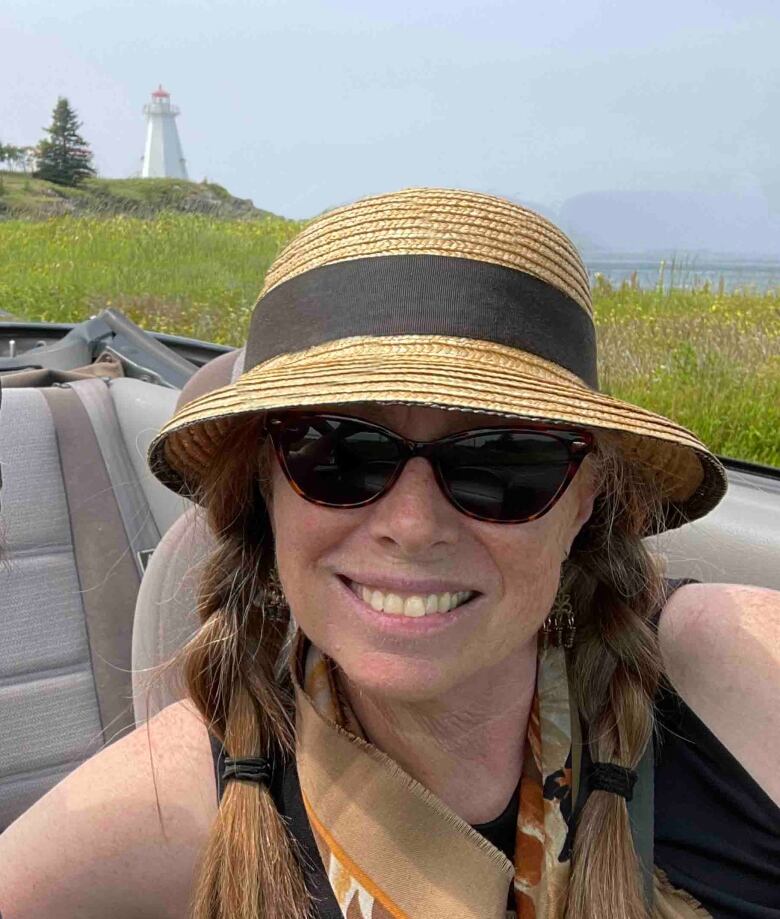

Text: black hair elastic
xmin=589 ymin=762 xmax=638 ymax=801
xmin=222 ymin=756 xmax=274 ymax=786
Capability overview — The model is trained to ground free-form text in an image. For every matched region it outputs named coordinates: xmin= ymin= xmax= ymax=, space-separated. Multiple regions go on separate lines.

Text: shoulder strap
xmin=572 ymin=575 xmax=701 ymax=911
xmin=40 ymin=383 xmax=139 ymax=745
xmin=571 ymin=742 xmax=656 ymax=909
xmin=634 ymin=575 xmax=702 ymax=907
xmin=629 ymin=732 xmax=656 ymax=908
xmin=209 ymin=733 xmax=341 ymax=918
xmin=67 ymin=378 xmax=161 ymax=576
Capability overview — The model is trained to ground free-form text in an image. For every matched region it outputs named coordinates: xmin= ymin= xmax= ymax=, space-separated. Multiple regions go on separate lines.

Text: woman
xmin=1 ymin=188 xmax=777 ymax=919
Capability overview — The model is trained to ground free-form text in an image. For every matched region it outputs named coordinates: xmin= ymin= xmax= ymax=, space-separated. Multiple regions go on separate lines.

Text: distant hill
xmin=558 ymin=189 xmax=780 ymax=258
xmin=0 ymin=173 xmax=278 ymax=220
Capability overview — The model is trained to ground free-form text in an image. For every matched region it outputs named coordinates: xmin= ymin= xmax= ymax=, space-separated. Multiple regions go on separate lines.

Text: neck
xmin=339 ymin=641 xmax=538 ymax=825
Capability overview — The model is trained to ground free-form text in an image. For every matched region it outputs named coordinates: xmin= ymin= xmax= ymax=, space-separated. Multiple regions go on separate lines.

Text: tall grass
xmin=1 ymin=214 xmax=778 ymax=465
xmin=594 ymin=279 xmax=779 ymax=466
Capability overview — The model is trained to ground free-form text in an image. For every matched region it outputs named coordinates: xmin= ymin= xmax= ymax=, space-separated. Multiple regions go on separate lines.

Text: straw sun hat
xmin=148 ymin=187 xmax=727 ymax=534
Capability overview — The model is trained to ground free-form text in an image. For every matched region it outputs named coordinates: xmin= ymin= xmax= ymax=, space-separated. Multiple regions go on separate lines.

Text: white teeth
xmin=349 ymin=580 xmax=476 ymax=617
xmin=384 ymin=593 xmax=404 ymax=615
xmin=370 ymin=589 xmax=384 ymax=612
xmin=403 ymin=596 xmax=426 ymax=617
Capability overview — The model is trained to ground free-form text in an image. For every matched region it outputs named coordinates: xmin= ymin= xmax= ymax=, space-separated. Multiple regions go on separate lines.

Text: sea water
xmin=585 ymin=254 xmax=780 ymax=293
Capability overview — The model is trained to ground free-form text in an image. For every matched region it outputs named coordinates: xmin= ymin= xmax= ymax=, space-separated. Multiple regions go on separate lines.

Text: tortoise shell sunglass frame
xmin=263 ymin=411 xmax=595 ymax=524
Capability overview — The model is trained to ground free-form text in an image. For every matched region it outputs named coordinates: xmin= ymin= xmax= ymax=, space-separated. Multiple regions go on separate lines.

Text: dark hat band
xmin=245 ymin=255 xmax=599 ymax=388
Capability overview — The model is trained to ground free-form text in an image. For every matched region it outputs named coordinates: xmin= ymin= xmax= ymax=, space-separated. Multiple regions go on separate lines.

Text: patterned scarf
xmin=289 ymin=629 xmax=709 ymax=919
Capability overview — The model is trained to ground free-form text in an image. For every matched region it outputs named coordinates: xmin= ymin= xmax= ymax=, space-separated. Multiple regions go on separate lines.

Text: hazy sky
xmin=2 ymin=0 xmax=778 ymax=220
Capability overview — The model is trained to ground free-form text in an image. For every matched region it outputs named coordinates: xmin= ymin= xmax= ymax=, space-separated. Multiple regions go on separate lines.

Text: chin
xmin=332 ymin=646 xmax=459 ymax=702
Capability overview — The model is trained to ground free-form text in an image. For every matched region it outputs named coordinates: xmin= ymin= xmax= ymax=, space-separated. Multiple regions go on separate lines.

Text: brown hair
xmin=564 ymin=436 xmax=666 ymax=918
xmin=146 ymin=414 xmax=668 ymax=919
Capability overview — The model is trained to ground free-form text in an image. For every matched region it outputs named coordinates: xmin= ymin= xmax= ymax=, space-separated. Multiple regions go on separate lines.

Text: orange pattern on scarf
xmin=301 ymin=639 xmax=574 ymax=918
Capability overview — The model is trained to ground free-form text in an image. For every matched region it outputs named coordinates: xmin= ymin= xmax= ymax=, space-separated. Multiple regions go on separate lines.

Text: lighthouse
xmin=141 ymin=85 xmax=188 ymax=179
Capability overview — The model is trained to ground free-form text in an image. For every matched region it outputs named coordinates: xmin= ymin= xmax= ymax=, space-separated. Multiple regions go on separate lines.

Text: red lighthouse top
xmin=151 ymin=84 xmax=170 ymax=98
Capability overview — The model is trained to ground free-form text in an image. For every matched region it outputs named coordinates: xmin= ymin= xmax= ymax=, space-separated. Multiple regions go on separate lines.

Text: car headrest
xmin=175 ymin=346 xmax=245 ymax=412
xmin=132 ymin=344 xmax=248 ymax=725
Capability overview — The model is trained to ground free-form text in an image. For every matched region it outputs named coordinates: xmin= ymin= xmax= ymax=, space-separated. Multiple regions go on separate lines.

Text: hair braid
xmin=172 ymin=419 xmax=312 ymax=919
xmin=563 ymin=440 xmax=668 ymax=919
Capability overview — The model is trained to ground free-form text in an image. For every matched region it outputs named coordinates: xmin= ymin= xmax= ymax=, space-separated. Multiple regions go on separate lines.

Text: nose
xmin=365 ymin=456 xmax=462 ymax=554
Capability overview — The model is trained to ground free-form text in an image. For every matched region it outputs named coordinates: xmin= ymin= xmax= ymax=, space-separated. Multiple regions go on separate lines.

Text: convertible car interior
xmin=0 ymin=309 xmax=778 ymax=833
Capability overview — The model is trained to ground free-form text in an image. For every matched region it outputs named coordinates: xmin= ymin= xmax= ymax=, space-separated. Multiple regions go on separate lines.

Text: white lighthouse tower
xmin=141 ymin=85 xmax=188 ymax=179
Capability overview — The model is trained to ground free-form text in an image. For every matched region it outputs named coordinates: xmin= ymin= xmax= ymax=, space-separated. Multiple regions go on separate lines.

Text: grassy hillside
xmin=0 ymin=172 xmax=275 ymax=220
xmin=0 ymin=211 xmax=777 ymax=465
xmin=0 ymin=212 xmax=304 ymax=341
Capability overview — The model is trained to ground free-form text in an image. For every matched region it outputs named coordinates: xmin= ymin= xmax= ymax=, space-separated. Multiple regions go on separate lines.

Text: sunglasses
xmin=264 ymin=411 xmax=594 ymax=524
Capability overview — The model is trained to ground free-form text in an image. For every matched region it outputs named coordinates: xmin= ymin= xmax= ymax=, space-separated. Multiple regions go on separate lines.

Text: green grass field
xmin=1 ymin=213 xmax=778 ymax=465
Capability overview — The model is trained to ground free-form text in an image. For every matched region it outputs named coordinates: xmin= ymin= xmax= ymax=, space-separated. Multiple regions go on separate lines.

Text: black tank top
xmin=208 ymin=580 xmax=780 ymax=918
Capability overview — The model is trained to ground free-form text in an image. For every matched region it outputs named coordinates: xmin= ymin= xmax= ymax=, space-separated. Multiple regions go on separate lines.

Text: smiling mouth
xmin=341 ymin=576 xmax=480 ymax=619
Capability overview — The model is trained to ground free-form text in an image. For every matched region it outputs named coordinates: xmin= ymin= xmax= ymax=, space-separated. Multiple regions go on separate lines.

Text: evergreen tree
xmin=35 ymin=97 xmax=96 ymax=186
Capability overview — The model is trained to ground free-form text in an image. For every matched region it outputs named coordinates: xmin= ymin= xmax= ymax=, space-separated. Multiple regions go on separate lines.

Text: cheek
xmin=270 ymin=464 xmax=327 ymax=565
xmin=483 ymin=507 xmax=574 ymax=631
xmin=492 ymin=533 xmax=560 ymax=619
xmin=269 ymin=463 xmax=352 ymax=620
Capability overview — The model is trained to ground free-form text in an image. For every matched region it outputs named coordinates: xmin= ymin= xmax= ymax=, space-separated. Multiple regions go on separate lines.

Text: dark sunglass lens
xmin=278 ymin=417 xmax=403 ymax=505
xmin=437 ymin=431 xmax=572 ymax=520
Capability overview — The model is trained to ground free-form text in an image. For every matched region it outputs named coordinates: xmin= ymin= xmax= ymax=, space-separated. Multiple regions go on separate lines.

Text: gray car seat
xmin=654 ymin=467 xmax=780 ymax=590
xmin=0 ymin=374 xmax=188 ymax=831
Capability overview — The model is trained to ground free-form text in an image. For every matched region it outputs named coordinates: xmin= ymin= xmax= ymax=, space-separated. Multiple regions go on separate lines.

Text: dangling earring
xmin=542 ymin=589 xmax=576 ymax=649
xmin=260 ymin=564 xmax=289 ymax=621
xmin=542 ymin=547 xmax=575 ymax=649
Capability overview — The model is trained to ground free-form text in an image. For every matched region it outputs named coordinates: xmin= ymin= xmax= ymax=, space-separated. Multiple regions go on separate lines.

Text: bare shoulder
xmin=658 ymin=581 xmax=780 ymax=805
xmin=0 ymin=699 xmax=218 ymax=919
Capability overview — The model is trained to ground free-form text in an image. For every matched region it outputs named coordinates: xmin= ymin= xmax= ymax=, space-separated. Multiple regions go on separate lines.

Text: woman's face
xmin=269 ymin=403 xmax=598 ymax=702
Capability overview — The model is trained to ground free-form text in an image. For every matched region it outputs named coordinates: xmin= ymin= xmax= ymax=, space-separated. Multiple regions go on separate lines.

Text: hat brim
xmin=148 ymin=334 xmax=727 ymax=533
